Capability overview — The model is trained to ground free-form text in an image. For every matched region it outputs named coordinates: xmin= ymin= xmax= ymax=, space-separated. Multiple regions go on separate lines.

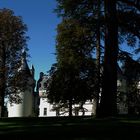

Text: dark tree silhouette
xmin=47 ymin=19 xmax=96 ymax=116
xmin=122 ymin=55 xmax=140 ymax=115
xmin=55 ymin=0 xmax=140 ymax=117
xmin=99 ymin=0 xmax=118 ymax=117
xmin=0 ymin=9 xmax=28 ymax=117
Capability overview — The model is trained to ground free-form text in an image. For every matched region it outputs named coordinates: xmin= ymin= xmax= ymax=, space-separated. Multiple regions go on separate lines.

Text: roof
xmin=18 ymin=51 xmax=32 ymax=76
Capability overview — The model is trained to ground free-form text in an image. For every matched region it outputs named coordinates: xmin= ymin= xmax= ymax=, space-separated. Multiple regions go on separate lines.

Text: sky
xmin=0 ymin=0 xmax=60 ymax=80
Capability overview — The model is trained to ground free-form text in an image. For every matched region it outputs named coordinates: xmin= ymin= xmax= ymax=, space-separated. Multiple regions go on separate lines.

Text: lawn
xmin=0 ymin=116 xmax=140 ymax=140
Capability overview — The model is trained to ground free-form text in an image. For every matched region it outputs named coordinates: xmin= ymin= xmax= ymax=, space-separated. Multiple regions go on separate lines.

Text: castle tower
xmin=7 ymin=51 xmax=35 ymax=117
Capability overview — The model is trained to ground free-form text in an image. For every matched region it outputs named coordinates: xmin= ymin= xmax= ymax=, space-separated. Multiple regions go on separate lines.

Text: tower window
xmin=44 ymin=108 xmax=47 ymax=116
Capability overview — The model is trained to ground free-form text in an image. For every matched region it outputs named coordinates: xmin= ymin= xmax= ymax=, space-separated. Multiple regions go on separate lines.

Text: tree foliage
xmin=47 ymin=19 xmax=96 ymax=116
xmin=0 ymin=9 xmax=28 ymax=117
xmin=56 ymin=0 xmax=140 ymax=55
xmin=122 ymin=55 xmax=140 ymax=115
xmin=54 ymin=0 xmax=140 ymax=117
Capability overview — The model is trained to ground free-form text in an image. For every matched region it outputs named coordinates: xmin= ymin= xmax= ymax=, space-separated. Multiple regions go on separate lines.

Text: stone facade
xmin=37 ymin=72 xmax=94 ymax=117
xmin=37 ymin=69 xmax=129 ymax=117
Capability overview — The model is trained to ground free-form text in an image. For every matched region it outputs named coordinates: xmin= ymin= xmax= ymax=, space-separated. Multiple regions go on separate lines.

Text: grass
xmin=0 ymin=116 xmax=140 ymax=140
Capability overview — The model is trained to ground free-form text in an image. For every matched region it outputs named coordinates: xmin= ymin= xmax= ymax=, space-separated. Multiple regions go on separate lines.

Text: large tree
xmin=0 ymin=9 xmax=28 ymax=117
xmin=55 ymin=0 xmax=104 ymax=116
xmin=47 ymin=19 xmax=96 ymax=116
xmin=55 ymin=0 xmax=140 ymax=117
xmin=99 ymin=0 xmax=118 ymax=117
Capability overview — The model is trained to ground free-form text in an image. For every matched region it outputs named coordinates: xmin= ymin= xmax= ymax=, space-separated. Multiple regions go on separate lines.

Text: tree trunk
xmin=95 ymin=0 xmax=101 ymax=117
xmin=99 ymin=0 xmax=118 ymax=117
xmin=0 ymin=47 xmax=6 ymax=117
xmin=69 ymin=98 xmax=73 ymax=116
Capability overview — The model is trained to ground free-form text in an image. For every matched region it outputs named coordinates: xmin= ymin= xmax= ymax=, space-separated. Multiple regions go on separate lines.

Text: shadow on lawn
xmin=0 ymin=116 xmax=140 ymax=140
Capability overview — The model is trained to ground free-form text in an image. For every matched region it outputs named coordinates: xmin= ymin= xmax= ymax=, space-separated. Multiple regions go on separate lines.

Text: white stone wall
xmin=39 ymin=98 xmax=56 ymax=117
xmin=7 ymin=88 xmax=33 ymax=117
xmin=138 ymin=81 xmax=140 ymax=90
xmin=39 ymin=97 xmax=94 ymax=117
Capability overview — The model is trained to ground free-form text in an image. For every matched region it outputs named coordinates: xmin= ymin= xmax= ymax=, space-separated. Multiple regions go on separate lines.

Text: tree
xmin=47 ymin=19 xmax=96 ymax=116
xmin=121 ymin=55 xmax=140 ymax=115
xmin=0 ymin=9 xmax=28 ymax=117
xmin=99 ymin=0 xmax=140 ymax=117
xmin=55 ymin=0 xmax=140 ymax=117
xmin=55 ymin=0 xmax=104 ymax=116
xmin=99 ymin=0 xmax=118 ymax=117
xmin=95 ymin=0 xmax=101 ymax=116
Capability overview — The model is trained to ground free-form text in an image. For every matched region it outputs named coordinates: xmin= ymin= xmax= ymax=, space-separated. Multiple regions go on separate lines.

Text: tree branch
xmin=118 ymin=0 xmax=140 ymax=11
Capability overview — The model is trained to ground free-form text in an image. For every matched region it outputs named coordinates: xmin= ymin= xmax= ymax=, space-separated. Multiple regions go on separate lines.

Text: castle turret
xmin=7 ymin=51 xmax=35 ymax=117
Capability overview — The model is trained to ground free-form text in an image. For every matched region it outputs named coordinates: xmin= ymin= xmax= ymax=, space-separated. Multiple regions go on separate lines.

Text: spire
xmin=22 ymin=49 xmax=26 ymax=60
xmin=21 ymin=50 xmax=28 ymax=70
xmin=30 ymin=64 xmax=35 ymax=78
xmin=18 ymin=50 xmax=30 ymax=74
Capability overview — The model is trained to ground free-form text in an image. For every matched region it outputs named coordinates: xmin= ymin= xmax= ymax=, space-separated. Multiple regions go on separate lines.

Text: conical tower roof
xmin=19 ymin=51 xmax=31 ymax=76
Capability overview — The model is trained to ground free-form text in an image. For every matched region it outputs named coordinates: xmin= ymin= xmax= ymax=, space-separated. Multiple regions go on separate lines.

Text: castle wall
xmin=7 ymin=87 xmax=33 ymax=117
xmin=39 ymin=98 xmax=56 ymax=117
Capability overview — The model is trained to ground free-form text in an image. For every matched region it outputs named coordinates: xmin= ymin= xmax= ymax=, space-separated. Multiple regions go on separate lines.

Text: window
xmin=44 ymin=108 xmax=47 ymax=116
